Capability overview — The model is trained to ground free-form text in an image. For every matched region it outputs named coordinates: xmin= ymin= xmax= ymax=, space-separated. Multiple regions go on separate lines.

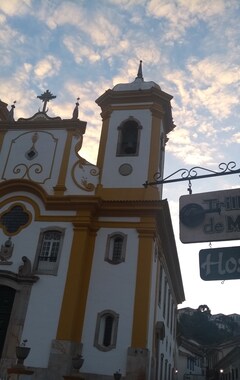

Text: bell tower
xmin=96 ymin=61 xmax=175 ymax=201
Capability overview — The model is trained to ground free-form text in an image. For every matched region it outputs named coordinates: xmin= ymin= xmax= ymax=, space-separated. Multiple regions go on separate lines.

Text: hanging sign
xmin=199 ymin=246 xmax=240 ymax=281
xmin=179 ymin=188 xmax=240 ymax=243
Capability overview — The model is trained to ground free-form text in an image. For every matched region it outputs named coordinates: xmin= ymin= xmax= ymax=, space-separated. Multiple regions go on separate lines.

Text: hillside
xmin=178 ymin=305 xmax=240 ymax=345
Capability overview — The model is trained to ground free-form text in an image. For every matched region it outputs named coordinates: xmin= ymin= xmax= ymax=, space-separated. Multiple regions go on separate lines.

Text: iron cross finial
xmin=37 ymin=90 xmax=56 ymax=113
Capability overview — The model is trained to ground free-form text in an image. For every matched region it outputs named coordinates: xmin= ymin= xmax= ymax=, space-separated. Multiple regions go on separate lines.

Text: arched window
xmin=94 ymin=310 xmax=119 ymax=351
xmin=105 ymin=232 xmax=127 ymax=264
xmin=34 ymin=227 xmax=65 ymax=275
xmin=116 ymin=118 xmax=142 ymax=156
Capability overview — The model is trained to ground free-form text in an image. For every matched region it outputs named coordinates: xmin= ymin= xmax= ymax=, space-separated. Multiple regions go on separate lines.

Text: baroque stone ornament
xmin=72 ymin=97 xmax=80 ymax=120
xmin=119 ymin=163 xmax=133 ymax=176
xmin=25 ymin=132 xmax=39 ymax=161
xmin=71 ymin=133 xmax=99 ymax=192
xmin=0 ymin=237 xmax=14 ymax=264
xmin=18 ymin=256 xmax=32 ymax=276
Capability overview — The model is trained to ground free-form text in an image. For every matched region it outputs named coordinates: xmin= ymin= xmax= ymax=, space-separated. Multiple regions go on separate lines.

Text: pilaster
xmin=57 ymin=214 xmax=98 ymax=341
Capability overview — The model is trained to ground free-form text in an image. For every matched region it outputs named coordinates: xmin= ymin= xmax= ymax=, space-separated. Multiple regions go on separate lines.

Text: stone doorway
xmin=0 ymin=286 xmax=15 ymax=357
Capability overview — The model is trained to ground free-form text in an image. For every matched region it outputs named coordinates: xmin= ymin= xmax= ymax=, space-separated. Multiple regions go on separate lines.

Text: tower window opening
xmin=117 ymin=119 xmax=142 ymax=156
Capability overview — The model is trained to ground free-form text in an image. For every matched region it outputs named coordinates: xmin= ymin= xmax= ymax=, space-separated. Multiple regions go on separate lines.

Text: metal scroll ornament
xmin=144 ymin=161 xmax=240 ymax=187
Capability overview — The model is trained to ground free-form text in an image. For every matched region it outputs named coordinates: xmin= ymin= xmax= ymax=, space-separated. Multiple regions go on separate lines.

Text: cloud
xmin=146 ymin=0 xmax=227 ymax=41
xmin=34 ymin=55 xmax=61 ymax=79
xmin=166 ymin=140 xmax=220 ymax=166
xmin=106 ymin=0 xmax=145 ymax=8
xmin=44 ymin=3 xmax=120 ymax=47
xmin=63 ymin=36 xmax=101 ymax=64
xmin=0 ymin=12 xmax=25 ymax=48
xmin=187 ymin=58 xmax=239 ymax=118
xmin=165 ymin=55 xmax=239 ymax=121
xmin=0 ymin=65 xmax=37 ymax=119
xmin=0 ymin=0 xmax=31 ymax=16
xmin=232 ymin=133 xmax=240 ymax=143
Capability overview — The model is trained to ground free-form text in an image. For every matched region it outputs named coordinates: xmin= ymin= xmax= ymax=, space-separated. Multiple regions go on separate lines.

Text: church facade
xmin=0 ymin=63 xmax=185 ymax=380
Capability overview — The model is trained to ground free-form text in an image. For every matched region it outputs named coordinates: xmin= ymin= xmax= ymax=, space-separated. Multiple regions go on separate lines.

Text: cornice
xmin=0 ymin=119 xmax=87 ymax=132
xmin=96 ymin=87 xmax=173 ymax=108
xmin=0 ymin=179 xmax=102 ymax=212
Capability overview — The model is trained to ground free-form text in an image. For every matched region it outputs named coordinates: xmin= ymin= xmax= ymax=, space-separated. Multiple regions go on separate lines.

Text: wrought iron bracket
xmin=143 ymin=161 xmax=240 ymax=188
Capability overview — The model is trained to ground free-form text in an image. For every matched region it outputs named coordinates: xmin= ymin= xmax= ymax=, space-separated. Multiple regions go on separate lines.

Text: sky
xmin=0 ymin=0 xmax=239 ymax=316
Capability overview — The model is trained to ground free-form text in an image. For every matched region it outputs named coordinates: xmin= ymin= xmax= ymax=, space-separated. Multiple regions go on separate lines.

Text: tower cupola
xmin=96 ymin=61 xmax=175 ymax=201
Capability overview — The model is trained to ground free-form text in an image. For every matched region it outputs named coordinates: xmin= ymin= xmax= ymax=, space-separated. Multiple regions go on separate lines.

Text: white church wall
xmin=0 ymin=129 xmax=69 ymax=194
xmin=81 ymin=226 xmax=139 ymax=376
xmin=100 ymin=109 xmax=151 ymax=188
xmin=0 ymin=195 xmax=74 ymax=368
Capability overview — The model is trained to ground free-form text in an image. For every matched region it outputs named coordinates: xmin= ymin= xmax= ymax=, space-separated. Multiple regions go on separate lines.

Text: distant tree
xmin=178 ymin=305 xmax=233 ymax=345
xmin=197 ymin=304 xmax=211 ymax=314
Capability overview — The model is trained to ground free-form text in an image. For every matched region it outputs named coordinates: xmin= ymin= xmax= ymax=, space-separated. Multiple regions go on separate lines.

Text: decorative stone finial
xmin=0 ymin=237 xmax=14 ymax=264
xmin=72 ymin=97 xmax=80 ymax=120
xmin=37 ymin=90 xmax=56 ymax=113
xmin=8 ymin=100 xmax=16 ymax=121
xmin=136 ymin=60 xmax=143 ymax=80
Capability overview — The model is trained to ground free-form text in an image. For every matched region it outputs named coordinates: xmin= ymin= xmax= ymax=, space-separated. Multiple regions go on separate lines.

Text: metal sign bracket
xmin=143 ymin=161 xmax=240 ymax=190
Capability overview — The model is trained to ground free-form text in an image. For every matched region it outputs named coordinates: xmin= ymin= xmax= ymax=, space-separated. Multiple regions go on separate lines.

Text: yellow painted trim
xmin=110 ymin=104 xmax=153 ymax=111
xmin=0 ymin=130 xmax=6 ymax=151
xmin=57 ymin=220 xmax=97 ymax=341
xmin=96 ymin=187 xmax=159 ymax=201
xmin=0 ymin=196 xmax=75 ymax=222
xmin=54 ymin=130 xmax=73 ymax=195
xmin=96 ymin=117 xmax=110 ymax=176
xmin=0 ymin=179 xmax=101 ymax=211
xmin=147 ymin=112 xmax=162 ymax=184
xmin=131 ymin=226 xmax=155 ymax=347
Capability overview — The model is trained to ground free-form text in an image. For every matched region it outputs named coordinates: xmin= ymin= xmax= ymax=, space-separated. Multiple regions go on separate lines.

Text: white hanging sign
xmin=179 ymin=188 xmax=240 ymax=243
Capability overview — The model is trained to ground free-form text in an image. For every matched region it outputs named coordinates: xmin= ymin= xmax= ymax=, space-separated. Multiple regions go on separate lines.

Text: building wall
xmin=100 ymin=109 xmax=151 ymax=189
xmin=0 ymin=193 xmax=75 ymax=370
xmin=0 ymin=71 xmax=185 ymax=380
xmin=81 ymin=226 xmax=139 ymax=375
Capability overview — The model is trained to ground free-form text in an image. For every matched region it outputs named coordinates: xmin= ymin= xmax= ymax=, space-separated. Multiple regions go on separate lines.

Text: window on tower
xmin=94 ymin=310 xmax=119 ymax=351
xmin=116 ymin=118 xmax=142 ymax=156
xmin=33 ymin=227 xmax=65 ymax=275
xmin=105 ymin=232 xmax=127 ymax=264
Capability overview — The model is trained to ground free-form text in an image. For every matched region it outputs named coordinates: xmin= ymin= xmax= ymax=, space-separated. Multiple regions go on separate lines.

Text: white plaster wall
xmin=0 ymin=129 xmax=68 ymax=194
xmin=147 ymin=246 xmax=158 ymax=379
xmin=155 ymin=265 xmax=178 ymax=376
xmin=101 ymin=109 xmax=152 ymax=188
xmin=81 ymin=226 xmax=139 ymax=376
xmin=0 ymin=196 xmax=73 ymax=367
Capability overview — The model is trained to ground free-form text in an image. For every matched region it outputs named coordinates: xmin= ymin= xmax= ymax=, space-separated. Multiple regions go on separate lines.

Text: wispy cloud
xmin=34 ymin=55 xmax=62 ymax=79
xmin=0 ymin=0 xmax=31 ymax=16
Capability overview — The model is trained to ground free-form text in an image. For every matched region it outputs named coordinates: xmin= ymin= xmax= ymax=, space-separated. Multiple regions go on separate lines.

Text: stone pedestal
xmin=7 ymin=367 xmax=34 ymax=380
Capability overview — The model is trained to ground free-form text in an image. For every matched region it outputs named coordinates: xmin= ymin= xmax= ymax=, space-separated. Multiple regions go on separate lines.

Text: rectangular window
xmin=34 ymin=228 xmax=64 ymax=275
xmin=105 ymin=232 xmax=127 ymax=264
xmin=163 ymin=277 xmax=167 ymax=319
xmin=170 ymin=301 xmax=174 ymax=333
xmin=158 ymin=264 xmax=163 ymax=307
xmin=167 ymin=290 xmax=171 ymax=327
